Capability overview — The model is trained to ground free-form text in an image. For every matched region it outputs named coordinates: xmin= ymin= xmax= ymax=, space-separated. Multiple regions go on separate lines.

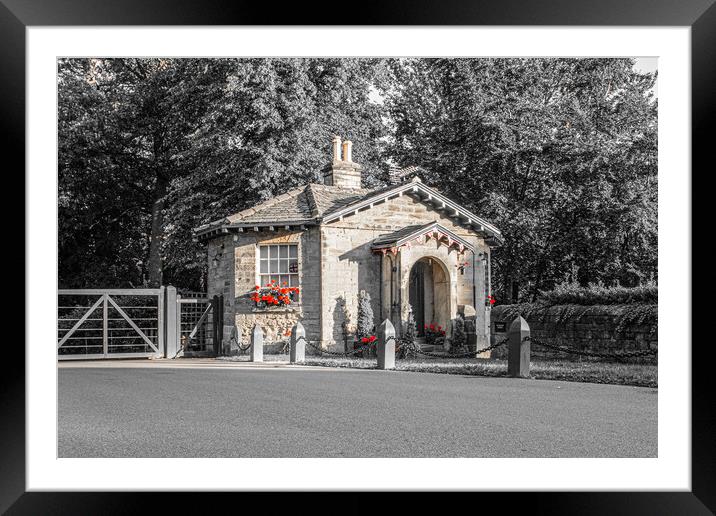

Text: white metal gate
xmin=57 ymin=289 xmax=164 ymax=360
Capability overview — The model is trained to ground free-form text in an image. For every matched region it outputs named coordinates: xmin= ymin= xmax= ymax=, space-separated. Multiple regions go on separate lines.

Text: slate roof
xmin=194 ymin=177 xmax=503 ymax=246
xmin=306 ymin=184 xmax=373 ymax=218
xmin=194 ymin=183 xmax=376 ymax=233
xmin=371 ymin=223 xmax=436 ymax=247
xmin=224 ymin=185 xmax=315 ymax=225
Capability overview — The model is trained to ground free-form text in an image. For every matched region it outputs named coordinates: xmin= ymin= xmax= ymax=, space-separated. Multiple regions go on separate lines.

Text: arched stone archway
xmin=408 ymin=256 xmax=451 ymax=337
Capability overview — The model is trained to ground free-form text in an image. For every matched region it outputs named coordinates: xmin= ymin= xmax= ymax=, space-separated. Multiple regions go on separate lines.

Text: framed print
xmin=4 ymin=0 xmax=713 ymax=513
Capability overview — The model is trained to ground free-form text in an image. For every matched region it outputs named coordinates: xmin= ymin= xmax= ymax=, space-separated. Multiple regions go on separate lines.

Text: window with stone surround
xmin=259 ymin=244 xmax=299 ymax=290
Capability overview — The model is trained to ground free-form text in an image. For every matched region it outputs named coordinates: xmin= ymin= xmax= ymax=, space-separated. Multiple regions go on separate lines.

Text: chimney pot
xmin=332 ymin=135 xmax=342 ymax=162
xmin=324 ymin=137 xmax=362 ymax=189
xmin=342 ymin=140 xmax=353 ymax=163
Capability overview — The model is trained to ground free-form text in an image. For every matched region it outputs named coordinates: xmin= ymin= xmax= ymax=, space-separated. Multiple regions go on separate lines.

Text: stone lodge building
xmin=195 ymin=137 xmax=503 ymax=351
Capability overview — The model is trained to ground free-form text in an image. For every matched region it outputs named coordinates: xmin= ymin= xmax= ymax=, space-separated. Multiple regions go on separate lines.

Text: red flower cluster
xmin=424 ymin=323 xmax=446 ymax=336
xmin=487 ymin=295 xmax=496 ymax=305
xmin=360 ymin=335 xmax=377 ymax=344
xmin=249 ymin=280 xmax=300 ymax=307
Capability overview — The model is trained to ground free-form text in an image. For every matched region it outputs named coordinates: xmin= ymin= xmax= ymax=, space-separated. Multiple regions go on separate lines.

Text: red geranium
xmin=251 ymin=283 xmax=300 ymax=308
xmin=425 ymin=322 xmax=447 ymax=343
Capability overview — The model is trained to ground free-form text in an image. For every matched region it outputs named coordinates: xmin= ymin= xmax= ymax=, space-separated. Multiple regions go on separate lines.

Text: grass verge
xmin=217 ymin=354 xmax=657 ymax=388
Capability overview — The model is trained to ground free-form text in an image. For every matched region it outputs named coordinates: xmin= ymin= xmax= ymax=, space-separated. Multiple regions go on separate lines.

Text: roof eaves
xmin=194 ymin=217 xmax=230 ymax=235
xmin=226 ymin=219 xmax=317 ymax=229
xmin=194 ymin=219 xmax=318 ymax=242
xmin=371 ymin=222 xmax=477 ymax=253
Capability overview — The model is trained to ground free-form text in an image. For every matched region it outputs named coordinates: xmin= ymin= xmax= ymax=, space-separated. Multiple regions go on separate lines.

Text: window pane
xmin=269 ymin=246 xmax=278 ymax=258
xmin=279 ymin=260 xmax=288 ymax=273
xmin=289 ymin=245 xmax=298 ymax=258
xmin=260 ymin=246 xmax=268 ymax=259
xmin=279 ymin=245 xmax=288 ymax=258
xmin=288 ymin=259 xmax=298 ymax=273
xmin=270 ymin=259 xmax=279 ymax=273
xmin=259 ymin=260 xmax=268 ymax=273
xmin=260 ymin=275 xmax=269 ymax=286
xmin=289 ymin=275 xmax=299 ymax=287
xmin=271 ymin=274 xmax=280 ymax=285
xmin=279 ymin=275 xmax=288 ymax=286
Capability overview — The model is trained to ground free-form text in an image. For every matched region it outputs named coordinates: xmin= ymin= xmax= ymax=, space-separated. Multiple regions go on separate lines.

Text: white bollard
xmin=290 ymin=321 xmax=306 ymax=363
xmin=377 ymin=318 xmax=396 ymax=370
xmin=507 ymin=316 xmax=530 ymax=378
xmin=250 ymin=324 xmax=264 ymax=362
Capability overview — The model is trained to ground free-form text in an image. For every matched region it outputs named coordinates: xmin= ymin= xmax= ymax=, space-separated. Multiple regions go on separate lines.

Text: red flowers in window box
xmin=487 ymin=294 xmax=496 ymax=306
xmin=250 ymin=280 xmax=300 ymax=308
xmin=360 ymin=335 xmax=377 ymax=344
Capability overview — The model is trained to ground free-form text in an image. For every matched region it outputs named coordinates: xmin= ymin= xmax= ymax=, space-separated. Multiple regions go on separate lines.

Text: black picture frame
xmin=4 ymin=1 xmax=712 ymax=513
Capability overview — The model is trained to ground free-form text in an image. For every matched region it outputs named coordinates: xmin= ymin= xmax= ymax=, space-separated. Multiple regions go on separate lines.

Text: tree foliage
xmin=58 ymin=58 xmax=389 ymax=289
xmin=450 ymin=315 xmax=467 ymax=353
xmin=385 ymin=58 xmax=657 ymax=302
xmin=356 ymin=290 xmax=375 ymax=339
xmin=58 ymin=58 xmax=657 ymax=299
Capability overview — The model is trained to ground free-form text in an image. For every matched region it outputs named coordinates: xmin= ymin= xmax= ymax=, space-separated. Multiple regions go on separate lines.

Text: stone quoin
xmin=194 ymin=137 xmax=504 ymax=351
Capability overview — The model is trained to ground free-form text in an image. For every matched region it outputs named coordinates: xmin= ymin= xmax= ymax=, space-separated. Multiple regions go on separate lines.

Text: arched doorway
xmin=408 ymin=257 xmax=450 ymax=337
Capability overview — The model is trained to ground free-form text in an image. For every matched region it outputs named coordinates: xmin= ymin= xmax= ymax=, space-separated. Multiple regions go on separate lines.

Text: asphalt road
xmin=58 ymin=364 xmax=657 ymax=457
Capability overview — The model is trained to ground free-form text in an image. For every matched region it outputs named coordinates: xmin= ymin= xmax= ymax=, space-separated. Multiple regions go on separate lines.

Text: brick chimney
xmin=323 ymin=136 xmax=362 ymax=189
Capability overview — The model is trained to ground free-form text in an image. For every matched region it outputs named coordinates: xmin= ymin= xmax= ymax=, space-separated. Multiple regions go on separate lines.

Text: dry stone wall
xmin=490 ymin=304 xmax=657 ymax=363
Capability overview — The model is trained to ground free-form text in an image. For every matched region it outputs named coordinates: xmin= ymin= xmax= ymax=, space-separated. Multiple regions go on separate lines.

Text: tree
xmin=403 ymin=304 xmax=417 ymax=342
xmin=399 ymin=304 xmax=418 ymax=359
xmin=58 ymin=58 xmax=231 ymax=287
xmin=451 ymin=315 xmax=467 ymax=353
xmin=385 ymin=58 xmax=657 ymax=302
xmin=58 ymin=58 xmax=154 ymax=287
xmin=58 ymin=58 xmax=390 ymax=289
xmin=164 ymin=58 xmax=390 ymax=289
xmin=356 ymin=289 xmax=375 ymax=340
xmin=59 ymin=57 xmax=658 ymax=300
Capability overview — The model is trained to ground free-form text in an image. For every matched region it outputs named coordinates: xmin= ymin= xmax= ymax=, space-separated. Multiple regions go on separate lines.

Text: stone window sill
xmin=250 ymin=305 xmax=302 ymax=314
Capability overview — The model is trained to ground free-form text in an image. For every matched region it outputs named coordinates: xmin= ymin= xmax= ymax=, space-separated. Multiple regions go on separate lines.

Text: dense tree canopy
xmin=385 ymin=58 xmax=657 ymax=301
xmin=58 ymin=57 xmax=657 ymax=301
xmin=59 ymin=58 xmax=389 ymax=289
